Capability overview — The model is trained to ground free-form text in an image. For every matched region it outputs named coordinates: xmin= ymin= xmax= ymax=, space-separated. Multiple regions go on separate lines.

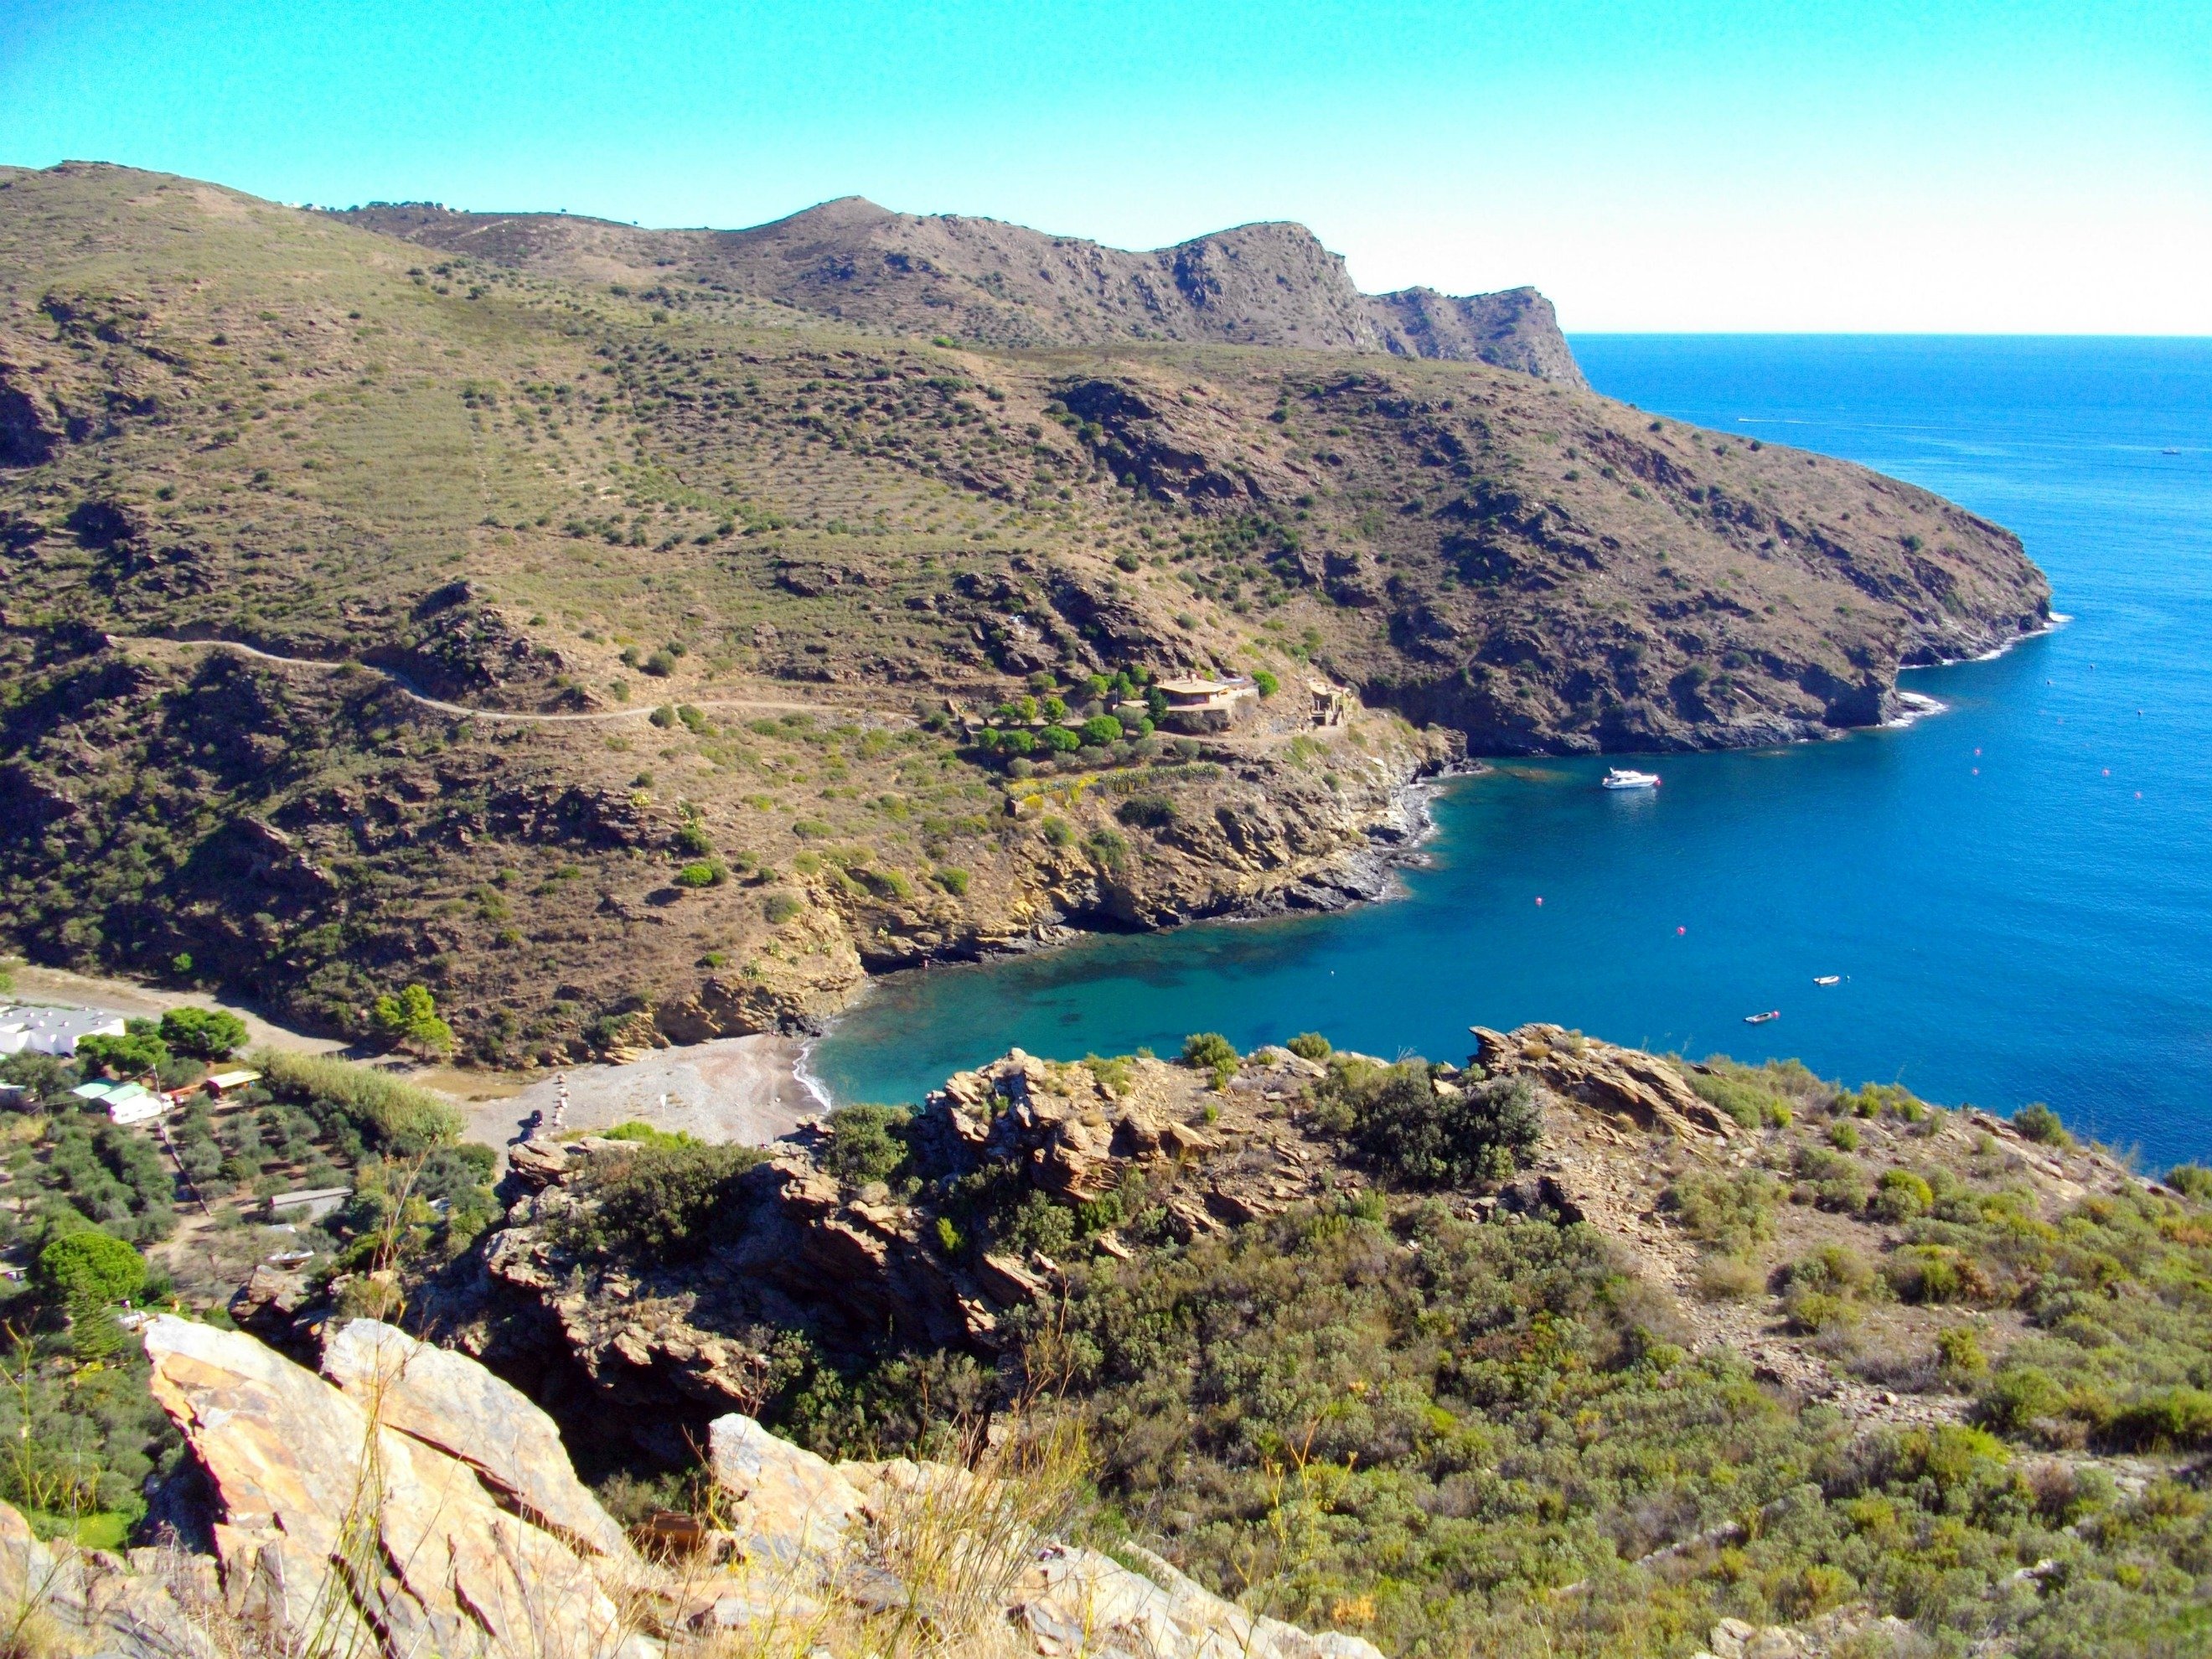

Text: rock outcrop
xmin=142 ymin=1315 xmax=650 ymax=1659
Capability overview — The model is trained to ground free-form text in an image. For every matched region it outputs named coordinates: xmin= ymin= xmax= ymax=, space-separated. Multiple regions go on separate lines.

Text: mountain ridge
xmin=329 ymin=194 xmax=1589 ymax=383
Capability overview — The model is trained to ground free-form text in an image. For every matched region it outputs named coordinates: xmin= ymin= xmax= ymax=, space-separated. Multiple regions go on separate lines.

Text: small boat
xmin=2164 ymin=447 xmax=2182 ymax=456
xmin=1744 ymin=1010 xmax=1780 ymax=1024
xmin=1602 ymin=767 xmax=1661 ymax=790
xmin=1813 ymin=975 xmax=1841 ymax=986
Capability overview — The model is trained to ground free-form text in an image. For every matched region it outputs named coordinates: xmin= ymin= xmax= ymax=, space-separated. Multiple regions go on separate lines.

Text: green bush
xmin=157 ymin=1007 xmax=247 ymax=1060
xmin=1340 ymin=1062 xmax=1542 ymax=1188
xmin=763 ymin=892 xmax=804 ymax=924
xmin=1083 ymin=826 xmax=1128 ymax=866
xmin=673 ymin=823 xmax=714 ymax=857
xmin=2165 ymin=1163 xmax=2212 ymax=1200
xmin=75 ymin=1032 xmax=167 ymax=1078
xmin=1252 ymin=669 xmax=1279 ymax=696
xmin=256 ymin=1049 xmax=462 ymax=1155
xmin=674 ymin=860 xmax=726 ymax=888
xmin=1285 ymin=1032 xmax=1331 ymax=1062
xmin=370 ymin=984 xmax=453 ymax=1057
xmin=1115 ymin=794 xmax=1178 ymax=829
xmin=820 ymin=1105 xmax=913 ymax=1188
xmin=2013 ymin=1103 xmax=2070 ymax=1146
xmin=1827 ymin=1119 xmax=1859 ymax=1151
xmin=2104 ymin=1387 xmax=2212 ymax=1452
xmin=931 ymin=866 xmax=970 ymax=896
xmin=1664 ymin=1169 xmax=1778 ymax=1255
xmin=1079 ymin=715 xmax=1124 ymax=747
xmin=1181 ymin=1033 xmax=1238 ymax=1072
xmin=1043 ymin=726 xmax=1082 ymax=753
xmin=649 ymin=703 xmax=677 ymax=727
xmin=1870 ymin=1167 xmax=1934 ymax=1221
xmin=549 ymin=1142 xmax=762 ymax=1262
xmin=1041 ymin=816 xmax=1074 ymax=848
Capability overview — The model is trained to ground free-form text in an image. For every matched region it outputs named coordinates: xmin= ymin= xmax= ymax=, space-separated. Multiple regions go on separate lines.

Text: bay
xmin=812 ymin=337 xmax=2212 ymax=1166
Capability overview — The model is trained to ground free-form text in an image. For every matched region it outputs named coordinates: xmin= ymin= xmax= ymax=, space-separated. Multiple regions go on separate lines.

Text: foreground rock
xmin=705 ymin=1408 xmax=1385 ymax=1659
xmin=143 ymin=1315 xmax=649 ymax=1659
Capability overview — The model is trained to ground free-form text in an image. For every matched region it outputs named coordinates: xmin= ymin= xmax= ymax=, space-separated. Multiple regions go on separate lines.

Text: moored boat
xmin=1602 ymin=767 xmax=1661 ymax=790
xmin=1744 ymin=1009 xmax=1780 ymax=1024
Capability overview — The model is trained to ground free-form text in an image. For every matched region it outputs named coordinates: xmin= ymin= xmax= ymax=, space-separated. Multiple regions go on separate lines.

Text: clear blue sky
xmin=3 ymin=0 xmax=2206 ymax=331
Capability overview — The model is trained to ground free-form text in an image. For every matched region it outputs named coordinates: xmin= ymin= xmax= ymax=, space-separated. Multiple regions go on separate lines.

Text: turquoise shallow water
xmin=813 ymin=337 xmax=2212 ymax=1165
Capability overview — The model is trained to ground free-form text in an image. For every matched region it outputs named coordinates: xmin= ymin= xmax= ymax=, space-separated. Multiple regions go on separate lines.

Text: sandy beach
xmin=463 ymin=1033 xmax=820 ymax=1157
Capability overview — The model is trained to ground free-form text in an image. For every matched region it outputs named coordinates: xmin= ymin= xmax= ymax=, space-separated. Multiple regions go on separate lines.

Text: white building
xmin=0 ymin=1005 xmax=127 ymax=1057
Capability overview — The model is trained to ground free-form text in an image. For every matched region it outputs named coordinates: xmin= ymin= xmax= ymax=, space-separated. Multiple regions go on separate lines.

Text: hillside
xmin=114 ymin=1029 xmax=2212 ymax=1658
xmin=332 ymin=194 xmax=1589 ymax=382
xmin=0 ymin=162 xmax=2049 ymax=1057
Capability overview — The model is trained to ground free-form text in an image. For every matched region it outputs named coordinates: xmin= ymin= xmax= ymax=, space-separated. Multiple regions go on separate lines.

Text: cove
xmin=812 ymin=337 xmax=2212 ymax=1168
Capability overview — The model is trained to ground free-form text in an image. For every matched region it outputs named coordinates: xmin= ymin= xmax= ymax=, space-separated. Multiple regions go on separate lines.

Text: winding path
xmin=121 ymin=637 xmax=904 ymax=727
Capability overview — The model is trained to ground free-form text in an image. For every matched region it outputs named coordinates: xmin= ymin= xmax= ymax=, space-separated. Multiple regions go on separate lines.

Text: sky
xmin=1 ymin=0 xmax=2207 ymax=333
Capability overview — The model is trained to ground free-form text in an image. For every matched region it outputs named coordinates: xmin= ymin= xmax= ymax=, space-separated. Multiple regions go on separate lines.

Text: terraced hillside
xmin=0 ymin=163 xmax=2049 ymax=1059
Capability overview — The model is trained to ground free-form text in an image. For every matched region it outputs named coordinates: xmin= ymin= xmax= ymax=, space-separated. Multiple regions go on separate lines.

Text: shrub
xmin=1827 ymin=1119 xmax=1860 ymax=1151
xmin=549 ymin=1142 xmax=762 ymax=1261
xmin=932 ymin=866 xmax=970 ymax=896
xmin=1885 ymin=1243 xmax=1993 ymax=1305
xmin=1979 ymin=1364 xmax=2066 ymax=1433
xmin=370 ymin=984 xmax=453 ymax=1057
xmin=2104 ymin=1388 xmax=2212 ymax=1451
xmin=2166 ymin=1164 xmax=2212 ymax=1200
xmin=257 ymin=1049 xmax=463 ymax=1154
xmin=1181 ymin=1032 xmax=1238 ymax=1072
xmin=673 ymin=823 xmax=714 ymax=857
xmin=1043 ymin=726 xmax=1082 ymax=753
xmin=763 ymin=892 xmax=804 ymax=924
xmin=1871 ymin=1167 xmax=1934 ymax=1221
xmin=2013 ymin=1103 xmax=2070 ymax=1147
xmin=643 ymin=649 xmax=678 ymax=676
xmin=1083 ymin=827 xmax=1128 ymax=866
xmin=821 ymin=1104 xmax=913 ymax=1188
xmin=674 ymin=860 xmax=726 ymax=888
xmin=1079 ymin=715 xmax=1124 ymax=747
xmin=1040 ymin=816 xmax=1074 ymax=848
xmin=1936 ymin=1324 xmax=1988 ymax=1379
xmin=1285 ymin=1032 xmax=1331 ymax=1062
xmin=1345 ymin=1063 xmax=1542 ymax=1188
xmin=1693 ymin=1255 xmax=1762 ymax=1300
xmin=1665 ymin=1170 xmax=1778 ymax=1254
xmin=649 ymin=703 xmax=677 ymax=727
xmin=157 ymin=1007 xmax=247 ymax=1060
xmin=1252 ymin=669 xmax=1279 ymax=696
xmin=1115 ymin=793 xmax=1178 ymax=830
xmin=1793 ymin=1145 xmax=1868 ymax=1211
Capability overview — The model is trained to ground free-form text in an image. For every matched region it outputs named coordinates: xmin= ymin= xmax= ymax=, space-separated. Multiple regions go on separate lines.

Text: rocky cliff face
xmin=333 ymin=196 xmax=1589 ymax=383
xmin=25 ymin=1314 xmax=1378 ymax=1659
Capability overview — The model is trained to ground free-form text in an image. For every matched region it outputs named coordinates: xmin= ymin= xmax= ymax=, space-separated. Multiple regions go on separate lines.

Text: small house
xmin=1154 ymin=674 xmax=1258 ymax=734
xmin=0 ymin=1005 xmax=127 ymax=1057
xmin=102 ymin=1084 xmax=168 ymax=1125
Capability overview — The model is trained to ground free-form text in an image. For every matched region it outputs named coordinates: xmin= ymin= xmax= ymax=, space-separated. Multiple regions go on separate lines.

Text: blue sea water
xmin=813 ymin=337 xmax=2212 ymax=1165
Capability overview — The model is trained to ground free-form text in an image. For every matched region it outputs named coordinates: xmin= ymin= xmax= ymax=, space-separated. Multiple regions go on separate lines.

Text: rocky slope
xmin=333 ymin=195 xmax=1587 ymax=382
xmin=4 ymin=1312 xmax=1377 ymax=1659
xmin=0 ymin=162 xmax=2048 ymax=1057
xmin=204 ymin=1026 xmax=2204 ymax=1656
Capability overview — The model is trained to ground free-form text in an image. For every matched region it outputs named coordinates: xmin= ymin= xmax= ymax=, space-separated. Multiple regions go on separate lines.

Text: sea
xmin=811 ymin=337 xmax=2212 ymax=1168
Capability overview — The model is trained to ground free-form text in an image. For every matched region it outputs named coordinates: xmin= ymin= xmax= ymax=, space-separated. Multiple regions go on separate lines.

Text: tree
xmin=38 ymin=1230 xmax=146 ymax=1315
xmin=1079 ymin=715 xmax=1124 ymax=747
xmin=75 ymin=1032 xmax=168 ymax=1078
xmin=370 ymin=985 xmax=455 ymax=1057
xmin=158 ymin=1007 xmax=248 ymax=1061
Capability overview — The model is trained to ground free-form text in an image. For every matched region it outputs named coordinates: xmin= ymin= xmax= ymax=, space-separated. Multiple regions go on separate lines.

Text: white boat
xmin=1601 ymin=767 xmax=1661 ymax=790
xmin=1814 ymin=974 xmax=1841 ymax=986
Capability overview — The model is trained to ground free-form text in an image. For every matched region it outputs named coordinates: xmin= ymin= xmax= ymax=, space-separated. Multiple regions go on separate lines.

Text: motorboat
xmin=1744 ymin=1010 xmax=1780 ymax=1024
xmin=1813 ymin=975 xmax=1841 ymax=986
xmin=1602 ymin=767 xmax=1661 ymax=790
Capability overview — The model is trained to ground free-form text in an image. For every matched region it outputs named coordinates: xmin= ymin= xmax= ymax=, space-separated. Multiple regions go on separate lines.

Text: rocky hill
xmin=199 ymin=1028 xmax=2212 ymax=1657
xmin=0 ymin=162 xmax=2049 ymax=1057
xmin=333 ymin=194 xmax=1588 ymax=382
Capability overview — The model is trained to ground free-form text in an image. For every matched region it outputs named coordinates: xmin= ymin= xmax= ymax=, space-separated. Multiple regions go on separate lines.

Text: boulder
xmin=142 ymin=1315 xmax=648 ymax=1659
xmin=1471 ymin=1023 xmax=1739 ymax=1140
xmin=705 ymin=1412 xmax=865 ymax=1563
xmin=319 ymin=1318 xmax=636 ymax=1563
